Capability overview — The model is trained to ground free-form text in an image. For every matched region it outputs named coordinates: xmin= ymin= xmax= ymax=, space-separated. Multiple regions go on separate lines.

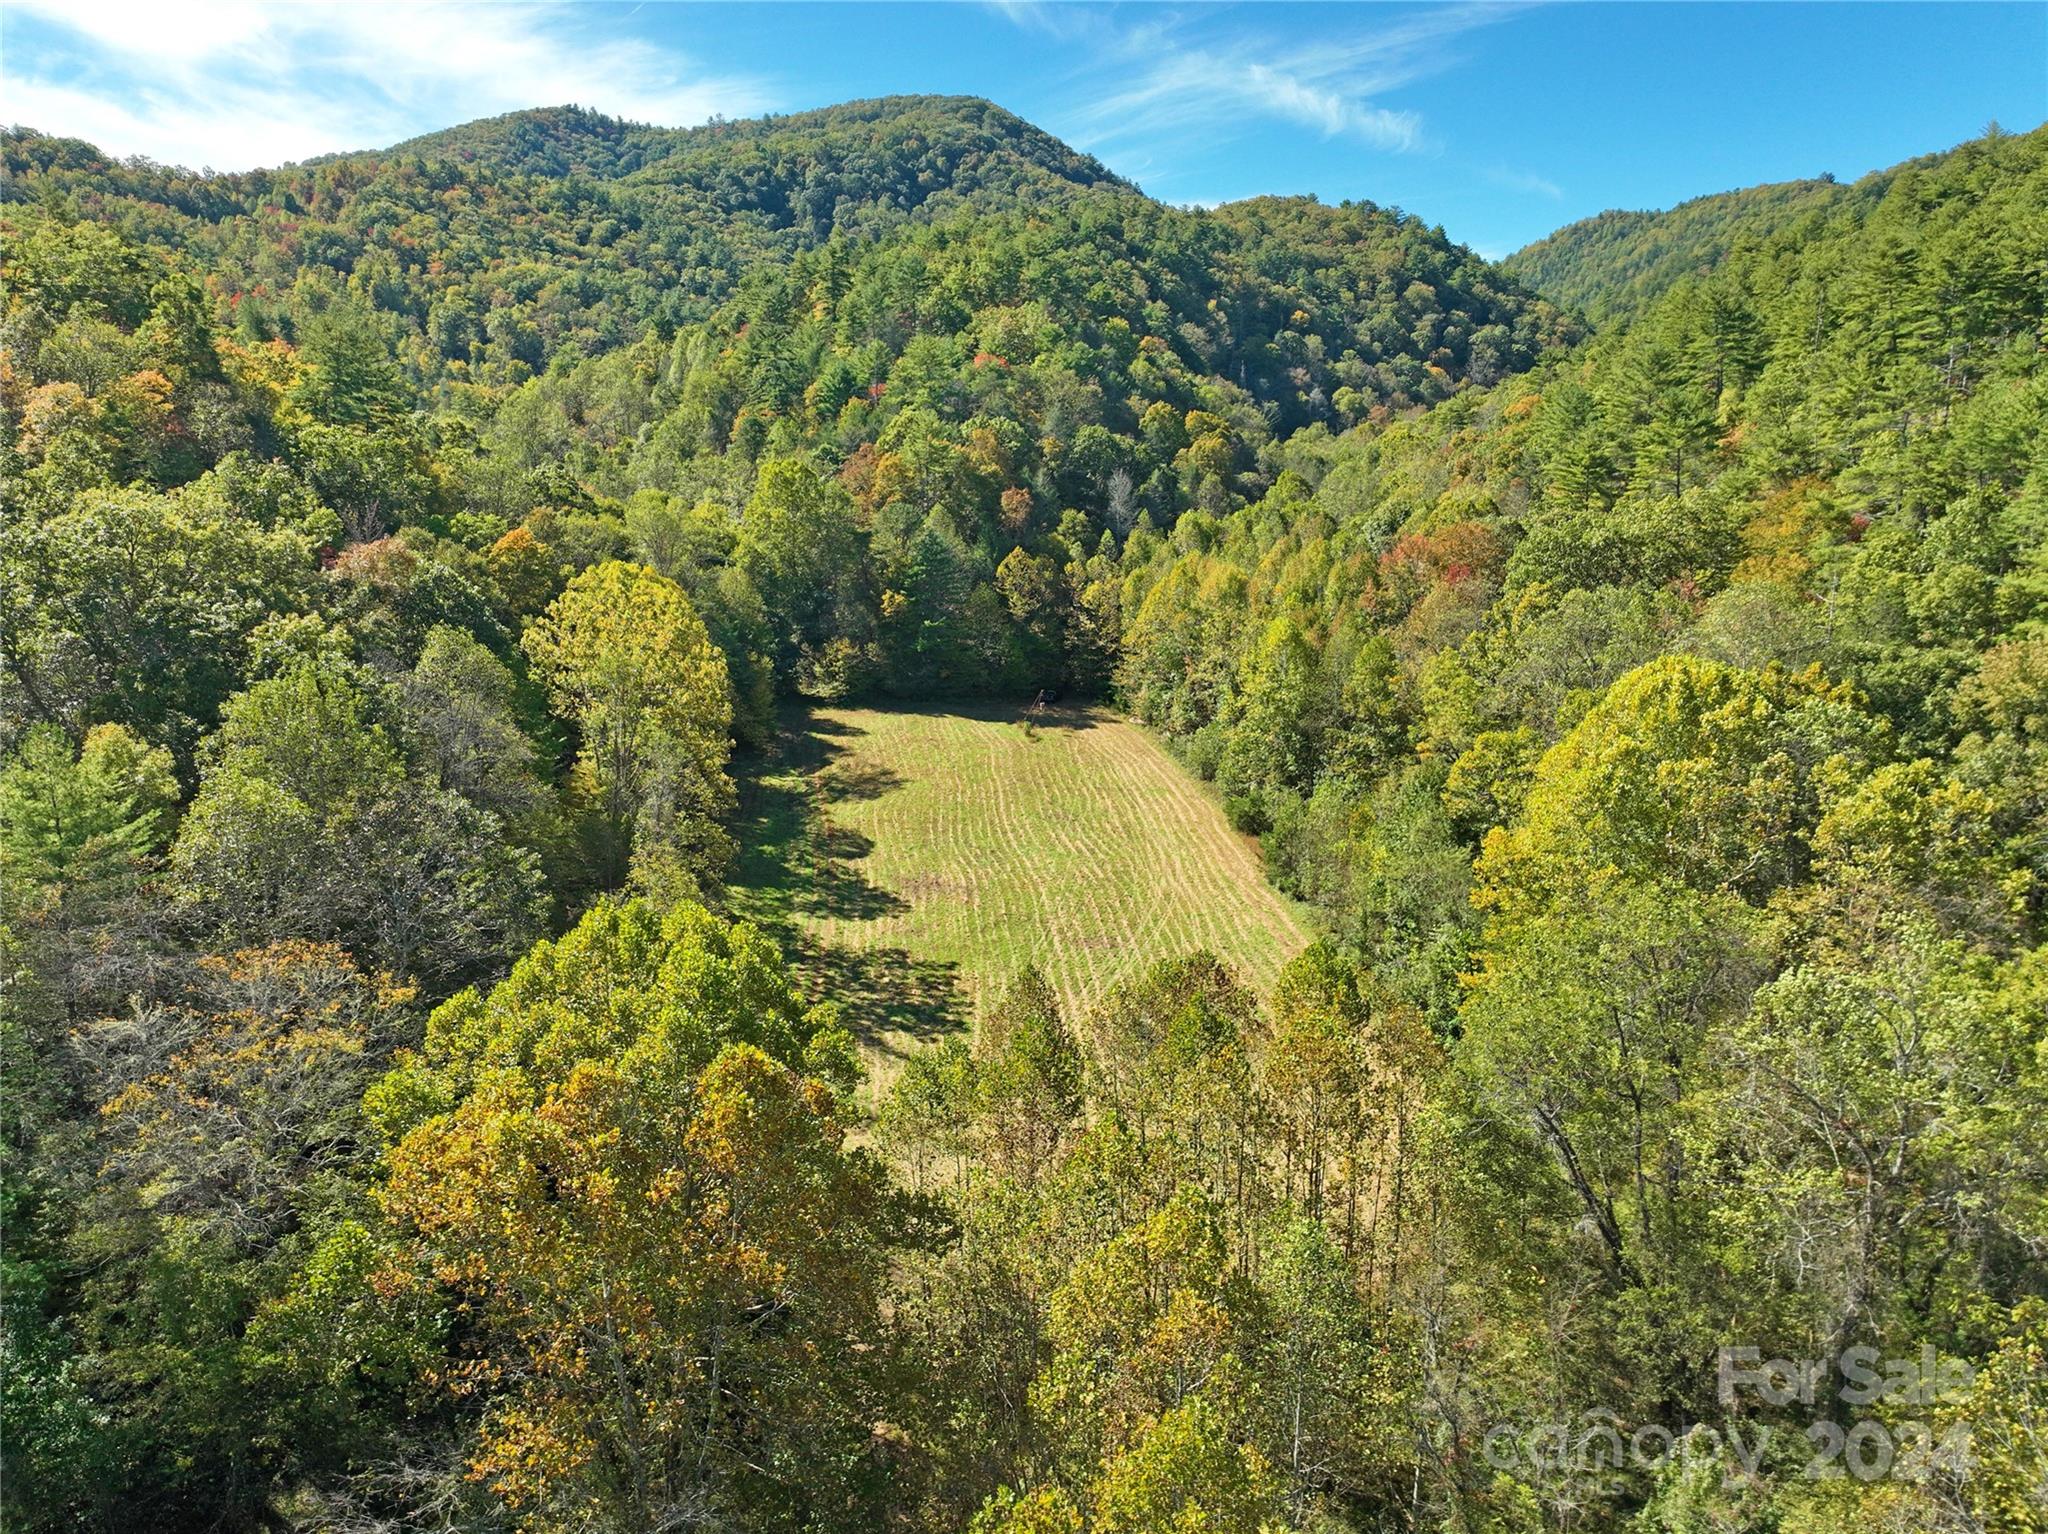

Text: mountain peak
xmin=378 ymin=94 xmax=1130 ymax=197
xmin=382 ymin=104 xmax=665 ymax=178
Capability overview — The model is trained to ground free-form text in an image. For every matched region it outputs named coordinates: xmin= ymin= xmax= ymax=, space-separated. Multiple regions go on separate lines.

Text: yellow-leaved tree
xmin=366 ymin=897 xmax=891 ymax=1533
xmin=521 ymin=560 xmax=734 ymax=898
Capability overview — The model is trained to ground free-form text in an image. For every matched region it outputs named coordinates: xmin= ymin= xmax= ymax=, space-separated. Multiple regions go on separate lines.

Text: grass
xmin=725 ymin=702 xmax=1312 ymax=1079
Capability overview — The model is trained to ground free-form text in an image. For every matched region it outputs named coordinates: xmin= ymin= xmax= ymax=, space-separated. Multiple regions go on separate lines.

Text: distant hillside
xmin=623 ymin=96 xmax=1134 ymax=236
xmin=382 ymin=103 xmax=674 ymax=179
xmin=388 ymin=95 xmax=1134 ymax=226
xmin=1508 ymin=126 xmax=2048 ymax=327
xmin=1 ymin=95 xmax=1576 ymax=463
xmin=1503 ymin=175 xmax=1857 ymax=326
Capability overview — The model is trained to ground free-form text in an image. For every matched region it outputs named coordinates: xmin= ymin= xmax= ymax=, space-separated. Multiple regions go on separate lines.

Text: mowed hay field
xmin=727 ymin=705 xmax=1311 ymax=1072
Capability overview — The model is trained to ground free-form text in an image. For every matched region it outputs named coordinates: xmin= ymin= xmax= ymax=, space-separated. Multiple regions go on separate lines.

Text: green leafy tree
xmin=369 ymin=899 xmax=884 ymax=1533
xmin=59 ymin=942 xmax=420 ymax=1531
xmin=521 ymin=560 xmax=734 ymax=895
xmin=0 ymin=485 xmax=321 ymax=761
xmin=974 ymin=967 xmax=1085 ymax=1184
xmin=398 ymin=624 xmax=550 ymax=829
xmin=286 ymin=305 xmax=407 ymax=429
xmin=171 ymin=662 xmax=544 ymax=986
xmin=738 ymin=456 xmax=869 ymax=673
xmin=1477 ymin=653 xmax=1882 ymax=911
xmin=0 ymin=723 xmax=177 ymax=1031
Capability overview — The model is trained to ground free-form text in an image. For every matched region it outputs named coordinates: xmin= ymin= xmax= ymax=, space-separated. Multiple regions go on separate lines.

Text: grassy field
xmin=726 ymin=704 xmax=1312 ymax=1074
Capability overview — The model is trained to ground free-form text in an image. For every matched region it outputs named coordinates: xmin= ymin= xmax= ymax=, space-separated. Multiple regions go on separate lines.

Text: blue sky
xmin=4 ymin=1 xmax=2042 ymax=256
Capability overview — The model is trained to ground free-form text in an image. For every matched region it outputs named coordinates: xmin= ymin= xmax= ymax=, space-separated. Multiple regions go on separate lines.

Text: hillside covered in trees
xmin=1499 ymin=172 xmax=1854 ymax=326
xmin=3 ymin=90 xmax=2045 ymax=1534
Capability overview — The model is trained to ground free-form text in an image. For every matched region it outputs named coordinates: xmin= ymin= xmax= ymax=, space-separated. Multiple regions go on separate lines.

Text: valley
xmin=4 ymin=50 xmax=2043 ymax=1534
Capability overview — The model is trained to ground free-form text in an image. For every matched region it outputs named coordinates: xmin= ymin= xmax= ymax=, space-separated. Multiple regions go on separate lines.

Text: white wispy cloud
xmin=1000 ymin=2 xmax=1520 ymax=163
xmin=1484 ymin=165 xmax=1566 ymax=200
xmin=1 ymin=0 xmax=778 ymax=170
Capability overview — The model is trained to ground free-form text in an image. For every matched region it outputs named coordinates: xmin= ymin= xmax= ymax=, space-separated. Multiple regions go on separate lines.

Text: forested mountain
xmin=1094 ymin=118 xmax=2048 ymax=1523
xmin=2 ymin=95 xmax=1576 ymax=740
xmin=1137 ymin=120 xmax=2046 ymax=940
xmin=1499 ymin=171 xmax=1854 ymax=325
xmin=1501 ymin=126 xmax=2035 ymax=327
xmin=382 ymin=102 xmax=681 ymax=177
xmin=4 ymin=93 xmax=1567 ymax=406
xmin=390 ymin=95 xmax=1134 ymax=204
xmin=3 ymin=90 xmax=2045 ymax=1534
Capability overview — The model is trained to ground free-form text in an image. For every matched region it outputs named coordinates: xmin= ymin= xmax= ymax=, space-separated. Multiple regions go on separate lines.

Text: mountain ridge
xmin=3 ymin=93 xmax=1578 ymax=438
xmin=380 ymin=95 xmax=1133 ymax=197
xmin=1503 ymin=123 xmax=2047 ymax=324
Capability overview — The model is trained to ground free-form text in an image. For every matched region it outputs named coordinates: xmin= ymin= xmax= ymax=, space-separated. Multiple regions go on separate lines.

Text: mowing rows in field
xmin=783 ymin=706 xmax=1310 ymax=1031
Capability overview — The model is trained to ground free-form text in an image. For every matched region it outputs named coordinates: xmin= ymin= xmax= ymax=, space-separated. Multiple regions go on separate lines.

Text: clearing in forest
xmin=726 ymin=704 xmax=1312 ymax=1075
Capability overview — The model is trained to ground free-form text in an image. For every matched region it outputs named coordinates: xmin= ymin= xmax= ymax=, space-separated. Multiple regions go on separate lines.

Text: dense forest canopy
xmin=1498 ymin=171 xmax=1856 ymax=326
xmin=2 ymin=91 xmax=2045 ymax=1534
xmin=1499 ymin=123 xmax=2039 ymax=327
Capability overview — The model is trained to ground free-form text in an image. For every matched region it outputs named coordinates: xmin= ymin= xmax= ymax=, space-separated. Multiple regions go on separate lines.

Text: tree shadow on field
xmin=728 ymin=701 xmax=1120 ymax=1060
xmin=728 ymin=709 xmax=909 ymax=926
xmin=903 ymin=698 xmax=1102 ymax=734
xmin=789 ymin=935 xmax=966 ymax=1060
xmin=1012 ymin=704 xmax=1100 ymax=732
xmin=794 ymin=843 xmax=905 ymax=921
xmin=816 ymin=757 xmax=903 ymax=803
